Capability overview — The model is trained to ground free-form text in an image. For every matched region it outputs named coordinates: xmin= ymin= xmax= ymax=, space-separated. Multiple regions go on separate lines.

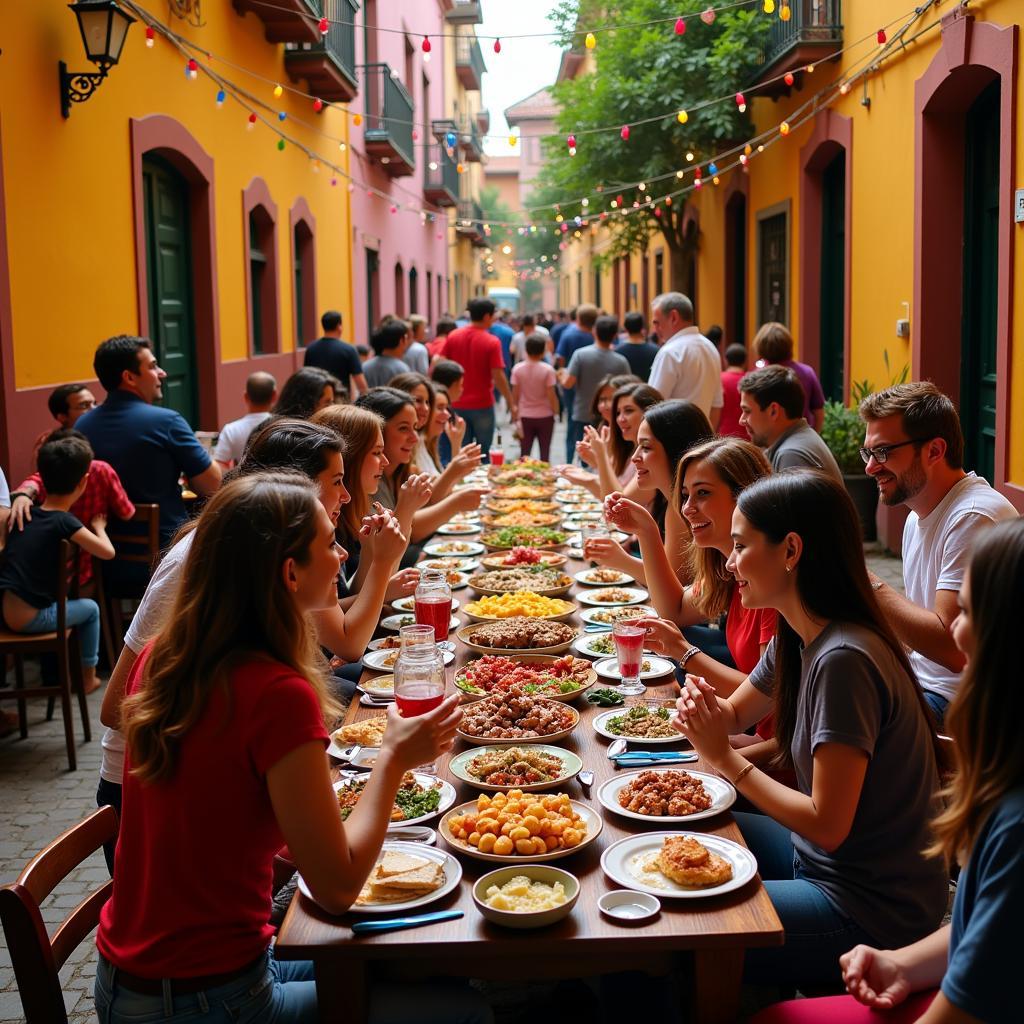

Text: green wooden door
xmin=960 ymin=80 xmax=1000 ymax=482
xmin=819 ymin=150 xmax=846 ymax=402
xmin=143 ymin=157 xmax=198 ymax=425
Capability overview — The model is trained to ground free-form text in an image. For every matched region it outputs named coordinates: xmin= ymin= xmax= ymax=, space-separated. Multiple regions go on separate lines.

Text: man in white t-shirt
xmin=509 ymin=313 xmax=552 ymax=364
xmin=647 ymin=292 xmax=723 ymax=427
xmin=860 ymin=382 xmax=1018 ymax=726
xmin=212 ymin=371 xmax=276 ymax=468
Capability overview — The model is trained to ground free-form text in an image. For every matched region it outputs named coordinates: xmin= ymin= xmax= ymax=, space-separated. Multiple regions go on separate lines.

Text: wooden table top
xmin=276 ymin=536 xmax=783 ymax=962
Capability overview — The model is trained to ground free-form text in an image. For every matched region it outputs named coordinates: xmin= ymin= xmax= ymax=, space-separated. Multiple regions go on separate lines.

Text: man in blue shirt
xmin=489 ymin=312 xmax=516 ymax=414
xmin=76 ymin=336 xmax=220 ymax=584
xmin=555 ymin=304 xmax=599 ymax=462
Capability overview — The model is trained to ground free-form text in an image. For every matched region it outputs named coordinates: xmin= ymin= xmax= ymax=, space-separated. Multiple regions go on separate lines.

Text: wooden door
xmin=142 ymin=157 xmax=197 ymax=424
xmin=960 ymin=80 xmax=1000 ymax=482
xmin=819 ymin=150 xmax=846 ymax=402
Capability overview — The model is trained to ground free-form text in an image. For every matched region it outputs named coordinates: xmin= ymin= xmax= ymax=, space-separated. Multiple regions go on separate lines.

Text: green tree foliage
xmin=537 ymin=0 xmax=769 ymax=290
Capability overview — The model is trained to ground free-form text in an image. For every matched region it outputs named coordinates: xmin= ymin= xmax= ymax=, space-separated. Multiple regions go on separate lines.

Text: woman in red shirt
xmin=94 ymin=473 xmax=486 ymax=1024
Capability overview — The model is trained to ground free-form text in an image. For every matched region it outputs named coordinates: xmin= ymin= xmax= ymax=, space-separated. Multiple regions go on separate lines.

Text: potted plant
xmin=822 ymin=393 xmax=877 ymax=541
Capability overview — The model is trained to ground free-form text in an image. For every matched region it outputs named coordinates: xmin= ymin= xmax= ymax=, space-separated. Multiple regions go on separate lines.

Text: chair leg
xmin=14 ymin=657 xmax=27 ymax=739
xmin=71 ymin=632 xmax=91 ymax=743
xmin=57 ymin=639 xmax=76 ymax=772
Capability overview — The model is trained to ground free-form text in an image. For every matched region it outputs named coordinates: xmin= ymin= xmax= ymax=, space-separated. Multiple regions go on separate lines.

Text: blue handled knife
xmin=351 ymin=910 xmax=463 ymax=935
xmin=613 ymin=751 xmax=698 ymax=761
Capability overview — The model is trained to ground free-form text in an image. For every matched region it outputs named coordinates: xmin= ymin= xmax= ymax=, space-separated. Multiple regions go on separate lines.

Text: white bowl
xmin=597 ymin=889 xmax=661 ymax=922
xmin=473 ymin=864 xmax=580 ymax=929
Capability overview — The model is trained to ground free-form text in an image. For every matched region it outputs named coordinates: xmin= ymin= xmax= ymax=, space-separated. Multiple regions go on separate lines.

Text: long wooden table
xmin=276 ymin=541 xmax=783 ymax=1024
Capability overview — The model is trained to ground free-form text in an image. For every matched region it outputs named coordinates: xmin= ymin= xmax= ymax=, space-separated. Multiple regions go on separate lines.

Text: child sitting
xmin=0 ymin=433 xmax=114 ymax=693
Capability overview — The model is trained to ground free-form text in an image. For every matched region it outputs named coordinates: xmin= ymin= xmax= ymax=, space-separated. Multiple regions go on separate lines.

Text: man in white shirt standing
xmin=859 ymin=382 xmax=1018 ymax=726
xmin=647 ymin=292 xmax=723 ymax=428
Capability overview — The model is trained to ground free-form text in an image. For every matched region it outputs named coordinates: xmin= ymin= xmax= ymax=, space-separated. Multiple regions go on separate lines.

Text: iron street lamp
xmin=59 ymin=1 xmax=136 ymax=119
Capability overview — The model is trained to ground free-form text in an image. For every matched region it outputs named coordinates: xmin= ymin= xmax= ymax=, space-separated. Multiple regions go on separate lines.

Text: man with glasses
xmin=859 ymin=382 xmax=1017 ymax=726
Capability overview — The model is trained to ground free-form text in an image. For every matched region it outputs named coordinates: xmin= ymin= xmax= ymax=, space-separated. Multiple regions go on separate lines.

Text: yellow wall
xmin=2 ymin=1 xmax=353 ymax=389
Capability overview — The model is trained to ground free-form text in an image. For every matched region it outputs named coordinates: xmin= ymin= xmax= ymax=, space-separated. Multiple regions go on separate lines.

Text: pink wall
xmin=348 ymin=1 xmax=450 ymax=345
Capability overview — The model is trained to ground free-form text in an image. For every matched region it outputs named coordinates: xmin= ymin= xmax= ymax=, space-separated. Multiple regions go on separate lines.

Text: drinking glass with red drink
xmin=414 ymin=569 xmax=452 ymax=642
xmin=394 ymin=623 xmax=447 ymax=773
xmin=488 ymin=431 xmax=505 ymax=467
xmin=612 ymin=622 xmax=646 ymax=696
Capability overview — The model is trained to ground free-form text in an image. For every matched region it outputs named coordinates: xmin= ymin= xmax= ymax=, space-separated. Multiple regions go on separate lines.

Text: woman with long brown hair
xmin=672 ymin=471 xmax=946 ymax=994
xmin=94 ymin=474 xmax=483 ymax=1024
xmin=753 ymin=515 xmax=1024 ymax=1023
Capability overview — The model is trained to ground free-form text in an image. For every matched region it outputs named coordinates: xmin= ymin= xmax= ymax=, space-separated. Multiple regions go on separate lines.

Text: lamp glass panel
xmin=105 ymin=9 xmax=133 ymax=63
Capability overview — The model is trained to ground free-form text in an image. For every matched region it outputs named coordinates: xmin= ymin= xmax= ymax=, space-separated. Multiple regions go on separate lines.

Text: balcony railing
xmin=424 ymin=144 xmax=459 ymax=207
xmin=754 ymin=0 xmax=843 ymax=91
xmin=232 ymin=0 xmax=323 ymax=44
xmin=363 ymin=63 xmax=415 ymax=176
xmin=456 ymin=198 xmax=485 ymax=244
xmin=284 ymin=0 xmax=358 ymax=102
xmin=445 ymin=1 xmax=482 ymax=25
xmin=460 ymin=119 xmax=484 ymax=162
xmin=455 ymin=33 xmax=485 ymax=91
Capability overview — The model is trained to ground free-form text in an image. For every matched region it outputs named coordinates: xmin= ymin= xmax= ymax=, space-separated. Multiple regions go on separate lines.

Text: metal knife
xmin=351 ymin=910 xmax=463 ymax=935
xmin=613 ymin=751 xmax=698 ymax=761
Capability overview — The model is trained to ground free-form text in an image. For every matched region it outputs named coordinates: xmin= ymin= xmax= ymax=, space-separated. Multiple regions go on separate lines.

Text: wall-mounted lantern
xmin=59 ymin=1 xmax=135 ymax=118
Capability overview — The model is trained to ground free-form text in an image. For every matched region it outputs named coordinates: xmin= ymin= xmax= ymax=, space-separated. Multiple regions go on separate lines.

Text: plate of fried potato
xmin=463 ymin=592 xmax=577 ymax=622
xmin=441 ymin=791 xmax=602 ymax=863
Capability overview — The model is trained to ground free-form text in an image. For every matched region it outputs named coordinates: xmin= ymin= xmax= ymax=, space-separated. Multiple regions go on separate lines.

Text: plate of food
xmin=327 ymin=743 xmax=381 ymax=768
xmin=600 ymin=832 xmax=757 ymax=899
xmin=456 ymin=618 xmax=578 ymax=656
xmin=329 ymin=716 xmax=389 ymax=759
xmin=380 ymin=613 xmax=460 ymax=632
xmin=334 ymin=771 xmax=457 ymax=829
xmin=480 ymin=526 xmax=568 ymax=551
xmin=597 ymin=769 xmax=736 ymax=824
xmin=579 ymin=605 xmax=657 ymax=626
xmin=389 ymin=596 xmax=462 ymax=614
xmin=441 ymin=791 xmax=602 ymax=863
xmin=423 ymin=540 xmax=486 ymax=557
xmin=436 ymin=522 xmax=483 ymax=535
xmin=593 ymin=705 xmax=682 ymax=744
xmin=572 ymin=632 xmax=653 ymax=659
xmin=573 ymin=568 xmax=636 ymax=586
xmin=560 ymin=500 xmax=604 ymax=514
xmin=363 ymin=648 xmax=455 ymax=671
xmin=358 ymin=674 xmax=395 ymax=696
xmin=448 ymin=744 xmax=583 ymax=792
xmin=576 ymin=586 xmax=650 ymax=607
xmin=463 ymin=592 xmax=576 ymax=622
xmin=561 ymin=511 xmax=606 ymax=528
xmin=448 ymin=511 xmax=482 ymax=524
xmin=482 ymin=512 xmax=564 ymax=529
xmin=298 ymin=841 xmax=461 ymax=914
xmin=456 ymin=686 xmax=580 ymax=745
xmin=566 ymin=532 xmax=630 ymax=558
xmin=467 ymin=566 xmax=573 ymax=597
xmin=454 ymin=654 xmax=596 ymax=702
xmin=491 ymin=485 xmax=557 ymax=501
xmin=419 ymin=557 xmax=480 ymax=573
xmin=479 ymin=548 xmax=568 ymax=570
xmin=593 ymin=656 xmax=675 ymax=681
xmin=554 ymin=487 xmax=593 ymax=503
xmin=485 ymin=499 xmax=560 ymax=515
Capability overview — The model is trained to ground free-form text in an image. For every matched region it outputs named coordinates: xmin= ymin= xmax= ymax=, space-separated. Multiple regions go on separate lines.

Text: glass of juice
xmin=414 ymin=569 xmax=452 ymax=642
xmin=394 ymin=623 xmax=447 ymax=773
xmin=612 ymin=622 xmax=646 ymax=696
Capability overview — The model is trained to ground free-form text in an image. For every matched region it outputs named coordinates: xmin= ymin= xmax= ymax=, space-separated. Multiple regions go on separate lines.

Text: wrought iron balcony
xmin=232 ymin=0 xmax=323 ymax=45
xmin=460 ymin=119 xmax=484 ymax=162
xmin=363 ymin=63 xmax=414 ymax=176
xmin=455 ymin=32 xmax=485 ymax=91
xmin=753 ymin=0 xmax=843 ymax=95
xmin=431 ymin=118 xmax=459 ymax=147
xmin=445 ymin=1 xmax=482 ymax=25
xmin=424 ymin=144 xmax=459 ymax=207
xmin=284 ymin=0 xmax=358 ymax=102
xmin=456 ymin=198 xmax=485 ymax=245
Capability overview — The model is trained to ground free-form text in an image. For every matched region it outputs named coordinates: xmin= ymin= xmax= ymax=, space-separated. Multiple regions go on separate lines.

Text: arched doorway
xmin=724 ymin=190 xmax=747 ymax=347
xmin=818 ymin=149 xmax=846 ymax=402
xmin=394 ymin=262 xmax=405 ymax=318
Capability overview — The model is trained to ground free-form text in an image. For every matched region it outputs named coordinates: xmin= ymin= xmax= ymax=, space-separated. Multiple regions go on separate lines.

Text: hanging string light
xmin=620 ymin=125 xmax=630 ymax=140
xmin=186 ymin=58 xmax=198 ymax=80
xmin=318 ymin=16 xmax=329 ymax=34
xmin=273 ymin=83 xmax=283 ymax=99
xmin=780 ymin=120 xmax=790 ymax=135
xmin=585 ymin=32 xmax=596 ymax=49
xmin=677 ymin=109 xmax=688 ymax=123
xmin=247 ymin=111 xmax=257 ymax=130
xmin=215 ymin=89 xmax=226 ymax=108
xmin=763 ymin=0 xmax=775 ymax=14
xmin=421 ymin=36 xmax=431 ymax=62
xmin=277 ymin=139 xmax=285 ymax=151
xmin=674 ymin=17 xmax=686 ymax=36
xmin=784 ymin=71 xmax=795 ymax=86
xmin=494 ymin=38 xmax=502 ymax=54
xmin=735 ymin=91 xmax=746 ymax=112
xmin=701 ymin=7 xmax=716 ymax=25
xmin=779 ymin=5 xmax=791 ymax=22
xmin=313 ymin=97 xmax=323 ymax=112
xmin=877 ymin=28 xmax=887 ymax=44
xmin=145 ymin=26 xmax=155 ymax=48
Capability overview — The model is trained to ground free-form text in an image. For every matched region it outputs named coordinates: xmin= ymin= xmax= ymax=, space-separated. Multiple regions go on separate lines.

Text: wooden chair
xmin=95 ymin=504 xmax=160 ymax=651
xmin=0 ymin=540 xmax=89 ymax=771
xmin=0 ymin=806 xmax=117 ymax=1024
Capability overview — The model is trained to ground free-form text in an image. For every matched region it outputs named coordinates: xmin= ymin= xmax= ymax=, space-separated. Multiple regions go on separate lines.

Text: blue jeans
xmin=22 ymin=598 xmax=100 ymax=667
xmin=566 ymin=417 xmax=587 ymax=463
xmin=95 ymin=949 xmax=494 ymax=1024
xmin=922 ymin=689 xmax=949 ymax=730
xmin=735 ymin=812 xmax=877 ymax=989
xmin=455 ymin=406 xmax=496 ymax=456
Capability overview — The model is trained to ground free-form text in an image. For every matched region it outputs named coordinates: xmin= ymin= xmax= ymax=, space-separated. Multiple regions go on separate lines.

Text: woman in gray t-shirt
xmin=671 ymin=472 xmax=947 ymax=990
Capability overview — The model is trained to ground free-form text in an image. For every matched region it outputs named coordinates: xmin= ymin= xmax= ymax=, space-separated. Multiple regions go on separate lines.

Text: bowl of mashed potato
xmin=472 ymin=865 xmax=580 ymax=929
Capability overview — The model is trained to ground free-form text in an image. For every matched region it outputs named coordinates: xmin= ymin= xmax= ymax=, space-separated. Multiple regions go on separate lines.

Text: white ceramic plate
xmin=418 ymin=558 xmax=481 ymax=573
xmin=593 ymin=656 xmax=676 ymax=681
xmin=448 ymin=744 xmax=583 ymax=792
xmin=576 ymin=587 xmax=650 ymax=607
xmin=380 ymin=613 xmax=460 ymax=632
xmin=298 ymin=840 xmax=462 ymax=914
xmin=592 ymin=707 xmax=683 ymax=745
xmin=562 ymin=511 xmax=606 ymax=527
xmin=554 ymin=488 xmax=593 ymax=502
xmin=600 ymin=831 xmax=757 ymax=899
xmin=597 ymin=769 xmax=736 ymax=824
xmin=579 ymin=605 xmax=657 ymax=626
xmin=363 ymin=648 xmax=455 ymax=671
xmin=389 ymin=596 xmax=462 ymax=613
xmin=359 ymin=673 xmax=395 ymax=694
xmin=334 ymin=772 xmax=457 ymax=829
xmin=327 ymin=742 xmax=381 ymax=766
xmin=440 ymin=799 xmax=603 ymax=863
xmin=423 ymin=541 xmax=486 ymax=557
xmin=572 ymin=633 xmax=655 ymax=659
xmin=448 ymin=512 xmax=482 ymax=524
xmin=366 ymin=637 xmax=403 ymax=653
xmin=436 ymin=523 xmax=482 ymax=535
xmin=573 ymin=568 xmax=636 ymax=587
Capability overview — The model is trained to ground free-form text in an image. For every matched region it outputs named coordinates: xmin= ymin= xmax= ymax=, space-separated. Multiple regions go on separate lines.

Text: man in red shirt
xmin=437 ymin=297 xmax=517 ymax=456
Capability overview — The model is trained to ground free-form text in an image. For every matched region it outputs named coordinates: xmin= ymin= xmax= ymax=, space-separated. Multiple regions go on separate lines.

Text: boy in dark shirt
xmin=0 ymin=434 xmax=115 ymax=694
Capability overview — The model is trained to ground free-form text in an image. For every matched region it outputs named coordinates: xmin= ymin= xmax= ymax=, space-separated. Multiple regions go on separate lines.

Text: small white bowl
xmin=598 ymin=889 xmax=661 ymax=923
xmin=473 ymin=865 xmax=580 ymax=929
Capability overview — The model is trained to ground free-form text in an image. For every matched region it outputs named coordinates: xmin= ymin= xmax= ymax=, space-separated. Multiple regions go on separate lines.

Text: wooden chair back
xmin=107 ymin=504 xmax=160 ymax=573
xmin=0 ymin=806 xmax=118 ymax=1024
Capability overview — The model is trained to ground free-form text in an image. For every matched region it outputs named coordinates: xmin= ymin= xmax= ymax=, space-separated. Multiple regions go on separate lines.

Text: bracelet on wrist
xmin=732 ymin=762 xmax=755 ymax=786
xmin=678 ymin=645 xmax=702 ymax=669
xmin=9 ymin=491 xmax=33 ymax=502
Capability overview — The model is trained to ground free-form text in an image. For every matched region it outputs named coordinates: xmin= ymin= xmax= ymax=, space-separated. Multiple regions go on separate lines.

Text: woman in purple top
xmin=753 ymin=322 xmax=826 ymax=430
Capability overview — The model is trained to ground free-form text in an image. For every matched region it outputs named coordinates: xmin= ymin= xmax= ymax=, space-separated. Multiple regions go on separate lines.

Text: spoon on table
xmin=577 ymin=769 xmax=594 ymax=794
